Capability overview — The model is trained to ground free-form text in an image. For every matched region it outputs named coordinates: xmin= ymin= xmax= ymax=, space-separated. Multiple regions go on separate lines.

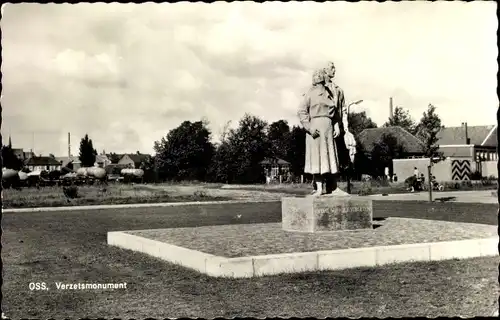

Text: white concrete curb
xmin=2 ymin=199 xmax=278 ymax=213
xmin=107 ymin=232 xmax=219 ymax=274
xmin=107 ymin=232 xmax=499 ymax=278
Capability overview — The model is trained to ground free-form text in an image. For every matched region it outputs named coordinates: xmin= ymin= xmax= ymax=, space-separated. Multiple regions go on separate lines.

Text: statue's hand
xmin=311 ymin=129 xmax=320 ymax=139
xmin=333 ymin=123 xmax=340 ymax=138
xmin=344 ymin=131 xmax=357 ymax=163
xmin=344 ymin=131 xmax=356 ymax=147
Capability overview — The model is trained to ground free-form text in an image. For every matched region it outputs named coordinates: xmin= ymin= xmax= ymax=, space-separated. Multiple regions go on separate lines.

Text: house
xmin=55 ymin=156 xmax=82 ymax=170
xmin=95 ymin=154 xmax=112 ymax=168
xmin=106 ymin=153 xmax=125 ymax=164
xmin=12 ymin=148 xmax=34 ymax=162
xmin=260 ymin=158 xmax=291 ymax=183
xmin=117 ymin=153 xmax=151 ymax=168
xmin=436 ymin=124 xmax=497 ymax=161
xmin=357 ymin=126 xmax=426 ymax=158
xmin=25 ymin=156 xmax=62 ymax=172
xmin=6 ymin=136 xmax=34 ymax=161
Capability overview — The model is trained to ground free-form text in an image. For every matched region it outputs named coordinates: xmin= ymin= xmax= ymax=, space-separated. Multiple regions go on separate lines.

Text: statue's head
xmin=312 ymin=68 xmax=326 ymax=86
xmin=325 ymin=61 xmax=336 ymax=79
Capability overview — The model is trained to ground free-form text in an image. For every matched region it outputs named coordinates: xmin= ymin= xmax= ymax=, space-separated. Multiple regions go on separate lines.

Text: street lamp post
xmin=346 ymin=100 xmax=363 ymax=194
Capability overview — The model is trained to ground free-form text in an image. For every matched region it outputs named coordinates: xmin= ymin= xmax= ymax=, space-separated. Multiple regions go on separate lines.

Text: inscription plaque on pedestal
xmin=282 ymin=196 xmax=373 ymax=232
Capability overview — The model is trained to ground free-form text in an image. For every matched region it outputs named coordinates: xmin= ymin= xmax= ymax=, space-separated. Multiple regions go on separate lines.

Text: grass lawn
xmin=2 ymin=201 xmax=498 ymax=318
xmin=1 ymin=184 xmax=230 ymax=209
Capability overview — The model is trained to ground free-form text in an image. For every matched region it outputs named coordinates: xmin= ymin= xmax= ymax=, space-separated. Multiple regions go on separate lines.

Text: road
xmin=367 ymin=190 xmax=497 ymax=204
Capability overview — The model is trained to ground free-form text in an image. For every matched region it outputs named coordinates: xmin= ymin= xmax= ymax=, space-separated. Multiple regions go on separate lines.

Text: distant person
xmin=393 ymin=173 xmax=398 ymax=182
xmin=384 ymin=167 xmax=390 ymax=180
xmin=411 ymin=168 xmax=421 ymax=192
xmin=411 ymin=168 xmax=419 ymax=190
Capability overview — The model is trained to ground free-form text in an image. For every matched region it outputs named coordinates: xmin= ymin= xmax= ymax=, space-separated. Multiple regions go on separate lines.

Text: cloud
xmin=1 ymin=2 xmax=497 ymax=156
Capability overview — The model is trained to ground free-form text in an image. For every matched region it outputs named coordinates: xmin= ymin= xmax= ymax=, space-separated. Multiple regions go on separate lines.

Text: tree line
xmin=2 ymin=103 xmax=442 ymax=183
xmin=151 ymin=103 xmax=442 ymax=183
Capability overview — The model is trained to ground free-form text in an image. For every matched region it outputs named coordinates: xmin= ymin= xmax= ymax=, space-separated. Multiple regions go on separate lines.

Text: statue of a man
xmin=325 ymin=62 xmax=357 ymax=194
xmin=298 ymin=63 xmax=356 ymax=196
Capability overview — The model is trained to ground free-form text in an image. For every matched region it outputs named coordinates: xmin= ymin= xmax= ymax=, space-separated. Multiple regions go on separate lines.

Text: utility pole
xmin=428 ymin=160 xmax=432 ymax=202
xmin=428 ymin=156 xmax=442 ymax=202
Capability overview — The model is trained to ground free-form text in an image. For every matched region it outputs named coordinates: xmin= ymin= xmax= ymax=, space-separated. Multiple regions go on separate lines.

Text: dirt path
xmin=367 ymin=190 xmax=497 ymax=204
xmin=141 ymin=184 xmax=497 ymax=204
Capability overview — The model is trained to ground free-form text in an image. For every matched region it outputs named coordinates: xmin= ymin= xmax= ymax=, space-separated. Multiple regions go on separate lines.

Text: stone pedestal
xmin=282 ymin=195 xmax=373 ymax=232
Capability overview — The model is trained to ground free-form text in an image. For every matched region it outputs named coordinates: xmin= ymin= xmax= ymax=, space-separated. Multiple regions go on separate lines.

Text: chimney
xmin=462 ymin=122 xmax=470 ymax=144
xmin=68 ymin=132 xmax=71 ymax=158
xmin=389 ymin=97 xmax=394 ymax=119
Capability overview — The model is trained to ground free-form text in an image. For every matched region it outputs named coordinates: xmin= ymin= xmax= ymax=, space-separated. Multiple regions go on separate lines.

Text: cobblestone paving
xmin=127 ymin=218 xmax=497 ymax=258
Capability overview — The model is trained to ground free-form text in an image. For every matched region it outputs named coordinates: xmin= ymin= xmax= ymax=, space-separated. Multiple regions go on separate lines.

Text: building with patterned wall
xmin=436 ymin=124 xmax=497 ymax=180
xmin=391 ymin=124 xmax=497 ymax=181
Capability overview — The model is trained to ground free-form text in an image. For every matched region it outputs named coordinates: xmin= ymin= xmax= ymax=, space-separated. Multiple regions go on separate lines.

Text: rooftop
xmin=436 ymin=125 xmax=496 ymax=146
xmin=358 ymin=126 xmax=426 ymax=154
xmin=26 ymin=156 xmax=62 ymax=166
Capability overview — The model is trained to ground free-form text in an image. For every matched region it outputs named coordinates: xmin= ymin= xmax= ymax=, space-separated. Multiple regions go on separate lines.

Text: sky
xmin=1 ymin=2 xmax=498 ymax=156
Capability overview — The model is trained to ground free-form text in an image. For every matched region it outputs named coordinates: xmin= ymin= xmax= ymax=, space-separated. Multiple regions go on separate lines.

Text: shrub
xmin=193 ymin=190 xmax=208 ymax=198
xmin=470 ymin=171 xmax=482 ymax=180
xmin=48 ymin=170 xmax=62 ymax=180
xmin=442 ymin=180 xmax=496 ymax=190
xmin=481 ymin=176 xmax=498 ymax=186
xmin=370 ymin=177 xmax=390 ymax=188
xmin=63 ymin=186 xmax=79 ymax=199
xmin=357 ymin=181 xmax=372 ymax=196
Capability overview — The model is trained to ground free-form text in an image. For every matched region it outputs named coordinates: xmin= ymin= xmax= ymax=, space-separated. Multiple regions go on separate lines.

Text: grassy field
xmin=2 ymin=200 xmax=498 ymax=318
xmin=1 ymin=183 xmax=230 ymax=208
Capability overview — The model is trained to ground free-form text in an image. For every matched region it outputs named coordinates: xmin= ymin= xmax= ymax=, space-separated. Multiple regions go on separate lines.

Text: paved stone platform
xmin=108 ymin=217 xmax=498 ymax=278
